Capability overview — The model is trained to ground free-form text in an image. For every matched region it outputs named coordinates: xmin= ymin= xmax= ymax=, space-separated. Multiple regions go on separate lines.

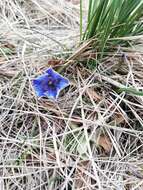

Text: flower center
xmin=41 ymin=78 xmax=55 ymax=91
xmin=48 ymin=80 xmax=53 ymax=85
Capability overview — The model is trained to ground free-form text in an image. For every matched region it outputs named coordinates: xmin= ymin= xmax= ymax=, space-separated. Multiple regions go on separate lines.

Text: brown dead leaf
xmin=38 ymin=59 xmax=65 ymax=74
xmin=115 ymin=114 xmax=125 ymax=124
xmin=48 ymin=59 xmax=65 ymax=66
xmin=74 ymin=161 xmax=90 ymax=189
xmin=86 ymin=88 xmax=102 ymax=101
xmin=109 ymin=113 xmax=125 ymax=126
xmin=40 ymin=100 xmax=67 ymax=116
xmin=97 ymin=134 xmax=112 ymax=153
xmin=2 ymin=42 xmax=15 ymax=49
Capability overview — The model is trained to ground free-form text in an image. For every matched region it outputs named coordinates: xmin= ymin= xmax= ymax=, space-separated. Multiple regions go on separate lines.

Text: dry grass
xmin=0 ymin=0 xmax=143 ymax=190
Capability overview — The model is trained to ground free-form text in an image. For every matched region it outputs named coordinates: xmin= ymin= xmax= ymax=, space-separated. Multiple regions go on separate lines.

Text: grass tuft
xmin=81 ymin=0 xmax=143 ymax=53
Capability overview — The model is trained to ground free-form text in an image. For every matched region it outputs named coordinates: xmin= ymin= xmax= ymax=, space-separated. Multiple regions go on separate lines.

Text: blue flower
xmin=33 ymin=68 xmax=69 ymax=99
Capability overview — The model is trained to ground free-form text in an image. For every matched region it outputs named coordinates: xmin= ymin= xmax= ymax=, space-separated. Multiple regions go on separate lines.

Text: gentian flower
xmin=33 ymin=68 xmax=69 ymax=99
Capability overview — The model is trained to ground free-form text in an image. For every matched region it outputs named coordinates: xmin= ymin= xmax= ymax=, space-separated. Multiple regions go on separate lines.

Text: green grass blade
xmin=119 ymin=87 xmax=143 ymax=96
